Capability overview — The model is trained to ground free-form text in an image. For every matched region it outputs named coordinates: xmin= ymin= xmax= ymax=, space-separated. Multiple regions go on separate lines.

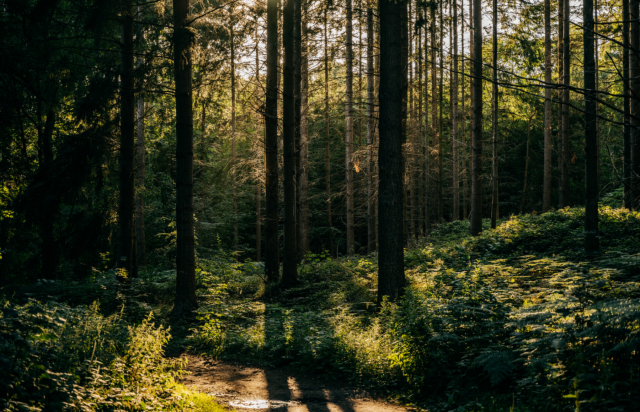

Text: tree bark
xmin=438 ymin=0 xmax=444 ymax=223
xmin=230 ymin=22 xmax=238 ymax=251
xmin=282 ymin=0 xmax=298 ymax=285
xmin=136 ymin=97 xmax=147 ymax=269
xmin=255 ymin=20 xmax=262 ymax=262
xmin=345 ymin=0 xmax=354 ymax=255
xmin=298 ymin=2 xmax=309 ymax=258
xmin=118 ymin=0 xmax=136 ymax=280
xmin=430 ymin=3 xmax=437 ymax=229
xmin=469 ymin=0 xmax=483 ymax=236
xmin=557 ymin=0 xmax=564 ymax=206
xmin=490 ymin=0 xmax=498 ymax=229
xmin=401 ymin=1 xmax=408 ymax=240
xmin=559 ymin=0 xmax=570 ymax=208
xmin=424 ymin=9 xmax=430 ymax=234
xmin=542 ymin=0 xmax=552 ymax=212
xmin=265 ymin=0 xmax=280 ymax=281
xmin=367 ymin=6 xmax=376 ymax=253
xmin=583 ymin=0 xmax=599 ymax=250
xmin=378 ymin=0 xmax=406 ymax=303
xmin=294 ymin=0 xmax=302 ymax=259
xmin=624 ymin=0 xmax=631 ymax=208
xmin=452 ymin=0 xmax=459 ymax=221
xmin=324 ymin=7 xmax=334 ymax=256
xmin=173 ymin=0 xmax=197 ymax=315
xmin=463 ymin=0 xmax=469 ymax=220
xmin=520 ymin=112 xmax=534 ymax=214
xmin=632 ymin=0 xmax=640 ymax=209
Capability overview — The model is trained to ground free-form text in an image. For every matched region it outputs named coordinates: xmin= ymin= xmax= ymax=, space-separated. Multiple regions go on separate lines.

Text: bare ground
xmin=181 ymin=355 xmax=411 ymax=412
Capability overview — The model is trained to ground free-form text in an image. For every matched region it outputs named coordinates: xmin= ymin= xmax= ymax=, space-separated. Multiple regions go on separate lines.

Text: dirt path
xmin=182 ymin=356 xmax=411 ymax=412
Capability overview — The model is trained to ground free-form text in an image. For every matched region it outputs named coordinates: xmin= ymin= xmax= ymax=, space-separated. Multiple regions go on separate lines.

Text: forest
xmin=1 ymin=0 xmax=639 ymax=410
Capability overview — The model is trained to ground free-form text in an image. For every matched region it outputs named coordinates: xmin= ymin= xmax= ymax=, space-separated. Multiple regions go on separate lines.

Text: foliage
xmin=189 ymin=206 xmax=640 ymax=411
xmin=0 ymin=299 xmax=218 ymax=411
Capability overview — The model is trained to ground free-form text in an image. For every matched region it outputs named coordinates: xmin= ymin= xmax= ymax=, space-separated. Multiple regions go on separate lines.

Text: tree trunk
xmin=409 ymin=2 xmax=416 ymax=239
xmin=324 ymin=7 xmax=334 ymax=256
xmin=521 ymin=112 xmax=534 ymax=214
xmin=344 ymin=0 xmax=355 ymax=255
xmin=557 ymin=0 xmax=564 ymax=207
xmin=173 ymin=0 xmax=197 ymax=315
xmin=230 ymin=23 xmax=238 ymax=251
xmin=282 ymin=0 xmax=298 ymax=285
xmin=136 ymin=97 xmax=147 ymax=269
xmin=265 ymin=0 xmax=280 ymax=281
xmin=490 ymin=0 xmax=498 ymax=229
xmin=438 ymin=1 xmax=443 ymax=223
xmin=559 ymin=0 xmax=570 ymax=208
xmin=255 ymin=20 xmax=262 ymax=263
xmin=117 ymin=0 xmax=136 ymax=280
xmin=624 ymin=0 xmax=631 ymax=208
xmin=294 ymin=0 xmax=302 ymax=260
xmin=469 ymin=0 xmax=483 ymax=236
xmin=378 ymin=0 xmax=406 ymax=303
xmin=542 ymin=0 xmax=552 ymax=212
xmin=401 ymin=1 xmax=408 ymax=241
xmin=298 ymin=2 xmax=309 ymax=259
xmin=424 ymin=10 xmax=430 ymax=234
xmin=418 ymin=21 xmax=424 ymax=235
xmin=452 ymin=0 xmax=459 ymax=221
xmin=462 ymin=0 xmax=468 ymax=220
xmin=367 ymin=6 xmax=376 ymax=253
xmin=632 ymin=0 xmax=640 ymax=209
xmin=583 ymin=0 xmax=599 ymax=250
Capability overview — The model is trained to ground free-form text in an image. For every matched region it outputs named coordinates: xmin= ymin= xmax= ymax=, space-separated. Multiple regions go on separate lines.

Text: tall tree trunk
xmin=265 ymin=0 xmax=280 ymax=281
xmin=542 ymin=0 xmax=552 ymax=212
xmin=255 ymin=20 xmax=262 ymax=263
xmin=632 ymin=0 xmax=640 ymax=209
xmin=557 ymin=0 xmax=564 ymax=206
xmin=452 ymin=0 xmax=459 ymax=221
xmin=401 ymin=0 xmax=408 ymax=241
xmin=559 ymin=0 xmax=570 ymax=207
xmin=378 ymin=0 xmax=406 ymax=303
xmin=293 ymin=0 xmax=301 ymax=260
xmin=173 ymin=0 xmax=197 ymax=315
xmin=345 ymin=0 xmax=355 ymax=255
xmin=118 ymin=0 xmax=136 ymax=280
xmin=324 ymin=7 xmax=334 ymax=256
xmin=469 ymin=0 xmax=483 ymax=236
xmin=409 ymin=2 xmax=415 ymax=239
xmin=462 ymin=0 xmax=468 ymax=220
xmin=298 ymin=2 xmax=309 ymax=258
xmin=282 ymin=0 xmax=298 ymax=285
xmin=424 ymin=9 xmax=430 ymax=234
xmin=583 ymin=0 xmax=599 ymax=250
xmin=624 ymin=0 xmax=631 ymax=208
xmin=366 ymin=6 xmax=376 ymax=253
xmin=438 ymin=0 xmax=444 ymax=223
xmin=230 ymin=23 xmax=238 ymax=251
xmin=490 ymin=0 xmax=498 ymax=229
xmin=136 ymin=97 xmax=147 ymax=269
xmin=418 ymin=21 xmax=424 ymax=235
xmin=520 ymin=112 xmax=534 ymax=214
xmin=430 ymin=3 xmax=437 ymax=230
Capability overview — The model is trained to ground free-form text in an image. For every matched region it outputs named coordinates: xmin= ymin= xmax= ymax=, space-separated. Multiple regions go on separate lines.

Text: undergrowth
xmin=188 ymin=207 xmax=640 ymax=412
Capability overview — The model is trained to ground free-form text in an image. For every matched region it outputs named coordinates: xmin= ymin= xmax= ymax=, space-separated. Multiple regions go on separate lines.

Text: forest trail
xmin=182 ymin=355 xmax=410 ymax=411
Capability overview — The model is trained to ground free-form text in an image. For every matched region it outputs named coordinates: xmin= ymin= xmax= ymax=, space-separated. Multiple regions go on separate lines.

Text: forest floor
xmin=181 ymin=355 xmax=409 ymax=411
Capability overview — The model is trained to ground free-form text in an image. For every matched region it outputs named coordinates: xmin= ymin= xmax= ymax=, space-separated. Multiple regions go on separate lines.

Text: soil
xmin=181 ymin=355 xmax=411 ymax=412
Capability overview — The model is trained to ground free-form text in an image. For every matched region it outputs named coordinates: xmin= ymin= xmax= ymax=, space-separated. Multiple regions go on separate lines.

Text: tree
xmin=623 ymin=0 xmax=631 ymax=208
xmin=172 ymin=0 xmax=197 ymax=315
xmin=117 ymin=0 xmax=136 ymax=280
xmin=490 ymin=0 xmax=498 ymax=229
xmin=378 ymin=0 xmax=406 ymax=303
xmin=542 ymin=0 xmax=552 ymax=213
xmin=469 ymin=0 xmax=483 ymax=236
xmin=559 ymin=0 xmax=570 ymax=208
xmin=345 ymin=0 xmax=355 ymax=255
xmin=265 ymin=0 xmax=280 ymax=282
xmin=366 ymin=6 xmax=376 ymax=253
xmin=297 ymin=0 xmax=310 ymax=259
xmin=583 ymin=0 xmax=599 ymax=251
xmin=632 ymin=0 xmax=640 ymax=209
xmin=452 ymin=0 xmax=459 ymax=221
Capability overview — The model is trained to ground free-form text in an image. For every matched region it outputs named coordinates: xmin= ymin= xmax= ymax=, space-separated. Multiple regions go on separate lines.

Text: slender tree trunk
xmin=583 ymin=0 xmax=599 ymax=250
xmin=520 ymin=113 xmax=534 ymax=214
xmin=469 ymin=0 xmax=483 ymax=236
xmin=624 ymin=0 xmax=631 ymax=208
xmin=430 ymin=4 xmax=437 ymax=229
xmin=255 ymin=21 xmax=262 ymax=262
xmin=452 ymin=0 xmax=459 ymax=221
xmin=293 ymin=0 xmax=301 ymax=260
xmin=490 ymin=0 xmax=498 ymax=229
xmin=542 ymin=0 xmax=552 ymax=212
xmin=424 ymin=10 xmax=430 ymax=234
xmin=118 ymin=0 xmax=136 ymax=280
xmin=282 ymin=0 xmax=298 ymax=285
xmin=265 ymin=0 xmax=280 ymax=281
xmin=298 ymin=2 xmax=309 ymax=258
xmin=173 ymin=0 xmax=197 ymax=314
xmin=367 ymin=7 xmax=376 ymax=253
xmin=230 ymin=23 xmax=238 ymax=251
xmin=136 ymin=97 xmax=147 ymax=269
xmin=418 ymin=21 xmax=424 ymax=235
xmin=557 ymin=0 xmax=564 ymax=206
xmin=438 ymin=0 xmax=443 ymax=223
xmin=409 ymin=2 xmax=416 ymax=239
xmin=345 ymin=0 xmax=355 ymax=255
xmin=462 ymin=0 xmax=468 ymax=220
xmin=632 ymin=0 xmax=640 ymax=209
xmin=324 ymin=8 xmax=334 ymax=256
xmin=378 ymin=0 xmax=406 ymax=303
xmin=401 ymin=0 xmax=408 ymax=240
xmin=559 ymin=0 xmax=570 ymax=207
